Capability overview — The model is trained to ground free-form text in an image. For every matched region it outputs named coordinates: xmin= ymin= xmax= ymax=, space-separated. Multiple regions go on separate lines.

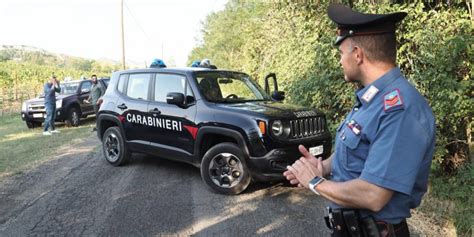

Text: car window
xmin=195 ymin=72 xmax=270 ymax=103
xmin=117 ymin=75 xmax=127 ymax=93
xmin=59 ymin=82 xmax=79 ymax=94
xmin=218 ymin=78 xmax=256 ymax=99
xmin=127 ymin=74 xmax=150 ymax=100
xmin=154 ymin=74 xmax=190 ymax=102
xmin=80 ymin=81 xmax=92 ymax=93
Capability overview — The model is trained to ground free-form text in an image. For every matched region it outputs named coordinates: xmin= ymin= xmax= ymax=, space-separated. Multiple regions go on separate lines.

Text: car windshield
xmin=59 ymin=82 xmax=79 ymax=94
xmin=194 ymin=72 xmax=271 ymax=103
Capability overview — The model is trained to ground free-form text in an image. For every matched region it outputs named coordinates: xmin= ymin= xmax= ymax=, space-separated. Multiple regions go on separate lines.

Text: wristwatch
xmin=309 ymin=176 xmax=326 ymax=195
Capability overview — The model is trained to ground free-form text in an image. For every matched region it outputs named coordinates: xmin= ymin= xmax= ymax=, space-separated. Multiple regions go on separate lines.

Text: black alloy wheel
xmin=102 ymin=126 xmax=130 ymax=166
xmin=201 ymin=142 xmax=251 ymax=195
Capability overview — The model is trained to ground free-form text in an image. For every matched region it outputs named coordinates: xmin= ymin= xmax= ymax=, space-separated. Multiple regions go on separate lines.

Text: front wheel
xmin=26 ymin=121 xmax=41 ymax=129
xmin=200 ymin=142 xmax=251 ymax=195
xmin=102 ymin=127 xmax=130 ymax=166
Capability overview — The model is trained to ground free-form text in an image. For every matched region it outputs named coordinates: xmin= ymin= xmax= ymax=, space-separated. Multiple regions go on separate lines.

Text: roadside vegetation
xmin=0 ymin=46 xmax=117 ymax=177
xmin=0 ymin=114 xmax=96 ymax=178
xmin=0 ymin=46 xmax=119 ymax=115
xmin=189 ymin=1 xmax=473 ymax=235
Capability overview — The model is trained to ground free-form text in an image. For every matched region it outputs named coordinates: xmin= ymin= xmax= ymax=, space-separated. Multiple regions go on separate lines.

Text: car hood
xmin=215 ymin=101 xmax=324 ymax=119
xmin=25 ymin=94 xmax=70 ymax=104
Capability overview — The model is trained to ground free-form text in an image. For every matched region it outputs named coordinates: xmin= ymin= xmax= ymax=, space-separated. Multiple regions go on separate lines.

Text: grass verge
xmin=0 ymin=113 xmax=96 ymax=178
xmin=421 ymin=164 xmax=473 ymax=236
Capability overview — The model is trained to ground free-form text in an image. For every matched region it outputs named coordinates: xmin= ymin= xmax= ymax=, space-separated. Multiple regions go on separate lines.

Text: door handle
xmin=117 ymin=104 xmax=127 ymax=110
xmin=149 ymin=108 xmax=161 ymax=114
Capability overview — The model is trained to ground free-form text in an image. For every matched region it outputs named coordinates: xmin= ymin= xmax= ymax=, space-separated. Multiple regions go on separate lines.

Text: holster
xmin=325 ymin=208 xmax=400 ymax=237
xmin=325 ymin=208 xmax=362 ymax=237
xmin=343 ymin=210 xmax=362 ymax=237
xmin=361 ymin=216 xmax=381 ymax=237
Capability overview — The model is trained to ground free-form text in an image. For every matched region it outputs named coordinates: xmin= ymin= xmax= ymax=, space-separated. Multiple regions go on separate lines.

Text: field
xmin=0 ymin=113 xmax=96 ymax=177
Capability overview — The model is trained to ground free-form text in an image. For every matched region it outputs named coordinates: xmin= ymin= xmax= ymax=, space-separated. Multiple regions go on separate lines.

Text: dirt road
xmin=0 ymin=134 xmax=331 ymax=236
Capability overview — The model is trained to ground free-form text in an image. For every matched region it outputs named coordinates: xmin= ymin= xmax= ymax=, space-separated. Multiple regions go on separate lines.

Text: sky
xmin=0 ymin=0 xmax=227 ymax=67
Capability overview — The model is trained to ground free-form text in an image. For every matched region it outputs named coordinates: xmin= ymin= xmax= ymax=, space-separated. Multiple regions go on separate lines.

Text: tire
xmin=200 ymin=142 xmax=251 ymax=195
xmin=26 ymin=121 xmax=41 ymax=129
xmin=65 ymin=107 xmax=80 ymax=127
xmin=102 ymin=126 xmax=130 ymax=166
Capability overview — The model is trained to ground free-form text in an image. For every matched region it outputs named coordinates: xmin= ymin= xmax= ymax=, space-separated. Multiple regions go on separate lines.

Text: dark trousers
xmin=44 ymin=102 xmax=56 ymax=132
xmin=93 ymin=103 xmax=99 ymax=130
xmin=93 ymin=103 xmax=99 ymax=117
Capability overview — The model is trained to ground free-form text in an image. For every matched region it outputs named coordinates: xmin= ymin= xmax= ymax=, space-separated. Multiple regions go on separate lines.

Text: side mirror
xmin=81 ymin=89 xmax=90 ymax=94
xmin=272 ymin=91 xmax=285 ymax=101
xmin=166 ymin=92 xmax=185 ymax=107
xmin=264 ymin=73 xmax=277 ymax=95
xmin=264 ymin=73 xmax=285 ymax=101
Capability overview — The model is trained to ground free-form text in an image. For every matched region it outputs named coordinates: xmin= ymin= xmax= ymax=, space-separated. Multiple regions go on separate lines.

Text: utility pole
xmin=121 ymin=0 xmax=126 ymax=70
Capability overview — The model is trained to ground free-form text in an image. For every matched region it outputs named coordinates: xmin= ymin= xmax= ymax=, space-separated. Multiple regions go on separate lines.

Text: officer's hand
xmin=287 ymin=159 xmax=315 ymax=188
xmin=298 ymin=145 xmax=324 ymax=177
xmin=283 ymin=169 xmax=300 ymax=185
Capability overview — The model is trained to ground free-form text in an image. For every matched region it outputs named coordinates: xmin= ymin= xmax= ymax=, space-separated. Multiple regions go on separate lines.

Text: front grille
xmin=28 ymin=104 xmax=45 ymax=112
xmin=290 ymin=117 xmax=326 ymax=138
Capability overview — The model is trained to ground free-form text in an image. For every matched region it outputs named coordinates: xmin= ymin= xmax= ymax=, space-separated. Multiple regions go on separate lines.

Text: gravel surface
xmin=0 ymin=134 xmax=332 ymax=236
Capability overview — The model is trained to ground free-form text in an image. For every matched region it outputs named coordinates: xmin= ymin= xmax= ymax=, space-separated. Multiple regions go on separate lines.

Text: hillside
xmin=0 ymin=45 xmax=121 ymax=73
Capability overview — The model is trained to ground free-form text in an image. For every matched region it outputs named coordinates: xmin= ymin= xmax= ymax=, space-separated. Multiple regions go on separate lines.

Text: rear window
xmin=126 ymin=74 xmax=150 ymax=100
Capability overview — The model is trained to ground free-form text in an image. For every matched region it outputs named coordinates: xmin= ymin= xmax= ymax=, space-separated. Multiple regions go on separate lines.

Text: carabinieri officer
xmin=284 ymin=4 xmax=436 ymax=237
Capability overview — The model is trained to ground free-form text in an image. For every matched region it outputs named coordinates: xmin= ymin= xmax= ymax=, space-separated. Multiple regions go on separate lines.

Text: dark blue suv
xmin=21 ymin=78 xmax=109 ymax=128
xmin=97 ymin=68 xmax=331 ymax=194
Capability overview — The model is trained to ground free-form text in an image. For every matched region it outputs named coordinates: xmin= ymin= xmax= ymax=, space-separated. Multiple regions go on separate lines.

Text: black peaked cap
xmin=327 ymin=4 xmax=407 ymax=45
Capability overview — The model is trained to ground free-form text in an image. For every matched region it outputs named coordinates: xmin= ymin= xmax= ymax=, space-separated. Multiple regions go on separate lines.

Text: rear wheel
xmin=102 ymin=126 xmax=130 ymax=166
xmin=65 ymin=108 xmax=80 ymax=127
xmin=201 ymin=142 xmax=251 ymax=195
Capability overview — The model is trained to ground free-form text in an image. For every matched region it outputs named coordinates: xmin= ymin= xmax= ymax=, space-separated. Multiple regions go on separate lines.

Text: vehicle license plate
xmin=309 ymin=145 xmax=323 ymax=156
xmin=33 ymin=113 xmax=43 ymax=118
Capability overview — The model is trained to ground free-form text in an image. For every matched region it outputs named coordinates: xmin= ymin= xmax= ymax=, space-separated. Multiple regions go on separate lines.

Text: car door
xmin=116 ymin=73 xmax=153 ymax=148
xmin=78 ymin=80 xmax=93 ymax=114
xmin=147 ymin=73 xmax=197 ymax=156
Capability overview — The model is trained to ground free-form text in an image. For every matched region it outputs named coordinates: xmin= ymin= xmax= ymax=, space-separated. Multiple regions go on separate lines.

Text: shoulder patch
xmin=383 ymin=89 xmax=404 ymax=112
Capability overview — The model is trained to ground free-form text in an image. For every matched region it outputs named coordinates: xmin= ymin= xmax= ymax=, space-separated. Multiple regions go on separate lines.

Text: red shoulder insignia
xmin=384 ymin=89 xmax=404 ymax=111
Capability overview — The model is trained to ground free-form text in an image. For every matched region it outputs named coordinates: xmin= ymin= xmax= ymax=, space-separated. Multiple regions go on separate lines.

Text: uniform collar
xmin=356 ymin=67 xmax=401 ymax=106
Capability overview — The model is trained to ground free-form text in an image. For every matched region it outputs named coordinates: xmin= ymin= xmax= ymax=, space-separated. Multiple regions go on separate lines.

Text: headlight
xmin=272 ymin=120 xmax=283 ymax=136
xmin=22 ymin=102 xmax=27 ymax=111
xmin=56 ymin=99 xmax=62 ymax=109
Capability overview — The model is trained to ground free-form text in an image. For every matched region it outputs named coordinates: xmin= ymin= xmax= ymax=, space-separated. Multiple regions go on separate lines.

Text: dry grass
xmin=0 ymin=113 xmax=96 ymax=178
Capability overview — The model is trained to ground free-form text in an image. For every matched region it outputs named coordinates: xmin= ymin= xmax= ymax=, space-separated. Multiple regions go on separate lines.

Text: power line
xmin=123 ymin=1 xmax=152 ymax=42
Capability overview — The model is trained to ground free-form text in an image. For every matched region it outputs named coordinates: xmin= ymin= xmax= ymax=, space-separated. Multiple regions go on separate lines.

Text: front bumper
xmin=247 ymin=138 xmax=332 ymax=182
xmin=21 ymin=108 xmax=67 ymax=122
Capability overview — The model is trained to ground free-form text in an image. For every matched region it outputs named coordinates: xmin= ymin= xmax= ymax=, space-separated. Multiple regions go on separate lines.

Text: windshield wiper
xmin=239 ymin=99 xmax=269 ymax=103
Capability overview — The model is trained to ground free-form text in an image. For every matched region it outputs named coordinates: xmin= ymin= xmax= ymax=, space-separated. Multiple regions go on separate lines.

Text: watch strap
xmin=309 ymin=176 xmax=326 ymax=195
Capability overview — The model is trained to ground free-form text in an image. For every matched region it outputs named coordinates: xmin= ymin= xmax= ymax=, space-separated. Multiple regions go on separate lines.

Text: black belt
xmin=325 ymin=207 xmax=410 ymax=237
